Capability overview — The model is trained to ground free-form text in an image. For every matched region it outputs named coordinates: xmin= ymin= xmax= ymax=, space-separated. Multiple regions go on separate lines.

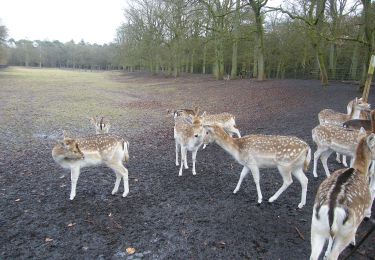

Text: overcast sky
xmin=0 ymin=0 xmax=126 ymax=44
xmin=0 ymin=0 xmax=287 ymax=45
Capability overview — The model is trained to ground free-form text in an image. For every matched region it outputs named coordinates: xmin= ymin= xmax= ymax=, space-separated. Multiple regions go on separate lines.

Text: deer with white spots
xmin=312 ymin=125 xmax=367 ymax=177
xmin=310 ymin=133 xmax=375 ymax=260
xmin=319 ymin=97 xmax=370 ymax=167
xmin=203 ymin=124 xmax=311 ymax=208
xmin=90 ymin=116 xmax=111 ymax=134
xmin=174 ymin=107 xmax=206 ymax=176
xmin=52 ymin=133 xmax=129 ymax=200
xmin=169 ymin=108 xmax=241 ymax=140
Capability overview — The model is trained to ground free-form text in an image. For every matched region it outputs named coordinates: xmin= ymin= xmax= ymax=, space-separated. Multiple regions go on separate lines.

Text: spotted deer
xmin=174 ymin=107 xmax=205 ymax=176
xmin=203 ymin=124 xmax=311 ymax=208
xmin=319 ymin=97 xmax=370 ymax=126
xmin=347 ymin=97 xmax=370 ymax=120
xmin=169 ymin=108 xmax=241 ymax=139
xmin=52 ymin=133 xmax=129 ymax=200
xmin=90 ymin=116 xmax=111 ymax=134
xmin=310 ymin=134 xmax=375 ymax=260
xmin=312 ymin=125 xmax=367 ymax=177
xmin=319 ymin=97 xmax=370 ymax=166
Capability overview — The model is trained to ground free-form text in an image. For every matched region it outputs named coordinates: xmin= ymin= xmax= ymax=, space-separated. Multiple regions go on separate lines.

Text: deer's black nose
xmin=195 ymin=134 xmax=198 ymax=137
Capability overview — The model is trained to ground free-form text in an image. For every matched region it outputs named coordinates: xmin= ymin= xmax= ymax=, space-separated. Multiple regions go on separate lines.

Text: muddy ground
xmin=0 ymin=69 xmax=374 ymax=259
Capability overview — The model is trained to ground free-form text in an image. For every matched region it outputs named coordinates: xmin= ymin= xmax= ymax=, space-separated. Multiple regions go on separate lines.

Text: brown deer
xmin=310 ymin=134 xmax=375 ymax=260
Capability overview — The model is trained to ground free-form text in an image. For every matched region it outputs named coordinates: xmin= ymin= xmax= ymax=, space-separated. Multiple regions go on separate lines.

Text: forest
xmin=0 ymin=0 xmax=374 ymax=85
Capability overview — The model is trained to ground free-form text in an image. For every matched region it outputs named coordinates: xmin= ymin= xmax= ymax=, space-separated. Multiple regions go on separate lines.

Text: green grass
xmin=0 ymin=67 xmax=151 ymax=146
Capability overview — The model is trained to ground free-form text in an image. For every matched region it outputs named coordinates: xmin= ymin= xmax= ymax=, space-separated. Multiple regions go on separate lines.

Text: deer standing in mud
xmin=203 ymin=124 xmax=311 ymax=208
xmin=318 ymin=97 xmax=370 ymax=167
xmin=310 ymin=134 xmax=375 ymax=260
xmin=52 ymin=133 xmax=129 ymax=200
xmin=174 ymin=107 xmax=206 ymax=176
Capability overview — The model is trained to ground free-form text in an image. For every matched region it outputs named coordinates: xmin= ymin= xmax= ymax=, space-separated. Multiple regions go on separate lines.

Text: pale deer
xmin=319 ymin=97 xmax=370 ymax=167
xmin=319 ymin=97 xmax=370 ymax=126
xmin=174 ymin=107 xmax=205 ymax=176
xmin=347 ymin=97 xmax=370 ymax=120
xmin=52 ymin=133 xmax=129 ymax=200
xmin=90 ymin=116 xmax=111 ymax=134
xmin=312 ymin=125 xmax=367 ymax=177
xmin=170 ymin=108 xmax=241 ymax=138
xmin=310 ymin=134 xmax=375 ymax=260
xmin=203 ymin=124 xmax=311 ymax=208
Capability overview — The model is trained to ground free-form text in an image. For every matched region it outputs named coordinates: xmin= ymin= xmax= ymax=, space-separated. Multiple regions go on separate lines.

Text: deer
xmin=312 ymin=124 xmax=367 ymax=177
xmin=319 ymin=97 xmax=370 ymax=126
xmin=90 ymin=116 xmax=111 ymax=134
xmin=169 ymin=108 xmax=241 ymax=139
xmin=174 ymin=107 xmax=206 ymax=176
xmin=203 ymin=124 xmax=311 ymax=208
xmin=318 ymin=97 xmax=370 ymax=167
xmin=52 ymin=133 xmax=129 ymax=200
xmin=310 ymin=133 xmax=375 ymax=260
xmin=347 ymin=97 xmax=370 ymax=120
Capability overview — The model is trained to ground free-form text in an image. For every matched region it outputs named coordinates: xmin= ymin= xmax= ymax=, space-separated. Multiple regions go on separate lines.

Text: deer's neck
xmin=213 ymin=127 xmax=241 ymax=160
xmin=353 ymin=139 xmax=371 ymax=175
xmin=350 ymin=105 xmax=361 ymax=119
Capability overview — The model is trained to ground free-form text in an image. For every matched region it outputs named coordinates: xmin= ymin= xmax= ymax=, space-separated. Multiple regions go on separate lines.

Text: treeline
xmin=116 ymin=0 xmax=375 ymax=84
xmin=6 ymin=39 xmax=121 ymax=70
xmin=1 ymin=1 xmax=374 ymax=84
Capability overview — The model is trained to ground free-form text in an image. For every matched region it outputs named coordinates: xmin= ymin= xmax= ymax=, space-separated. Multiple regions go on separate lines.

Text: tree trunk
xmin=329 ymin=43 xmax=336 ymax=79
xmin=231 ymin=0 xmax=241 ymax=79
xmin=202 ymin=44 xmax=207 ymax=74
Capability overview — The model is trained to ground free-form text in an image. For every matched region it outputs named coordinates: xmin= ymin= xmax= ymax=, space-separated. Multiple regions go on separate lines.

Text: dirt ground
xmin=0 ymin=68 xmax=374 ymax=259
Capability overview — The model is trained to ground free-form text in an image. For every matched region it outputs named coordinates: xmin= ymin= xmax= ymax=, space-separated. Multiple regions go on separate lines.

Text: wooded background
xmin=0 ymin=0 xmax=374 ymax=85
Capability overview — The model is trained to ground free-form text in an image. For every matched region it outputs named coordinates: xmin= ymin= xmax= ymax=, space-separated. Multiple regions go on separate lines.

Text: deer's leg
xmin=111 ymin=172 xmax=122 ymax=195
xmin=313 ymin=147 xmax=326 ymax=178
xmin=70 ymin=167 xmax=81 ymax=200
xmin=248 ymin=165 xmax=263 ymax=204
xmin=184 ymin=148 xmax=189 ymax=169
xmin=326 ymin=233 xmax=355 ymax=260
xmin=335 ymin=152 xmax=342 ymax=163
xmin=179 ymin=146 xmax=186 ymax=176
xmin=269 ymin=166 xmax=293 ymax=204
xmin=292 ymin=168 xmax=308 ymax=208
xmin=175 ymin=140 xmax=179 ymax=166
xmin=310 ymin=232 xmax=326 ymax=260
xmin=107 ymin=162 xmax=129 ymax=197
xmin=320 ymin=150 xmax=333 ymax=177
xmin=324 ymin=237 xmax=333 ymax=258
xmin=192 ymin=148 xmax=198 ymax=175
xmin=342 ymin=155 xmax=348 ymax=167
xmin=233 ymin=166 xmax=249 ymax=194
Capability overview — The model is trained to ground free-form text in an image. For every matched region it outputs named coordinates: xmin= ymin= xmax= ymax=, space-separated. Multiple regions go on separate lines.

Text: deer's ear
xmin=201 ymin=111 xmax=206 ymax=117
xmin=184 ymin=116 xmax=193 ymax=125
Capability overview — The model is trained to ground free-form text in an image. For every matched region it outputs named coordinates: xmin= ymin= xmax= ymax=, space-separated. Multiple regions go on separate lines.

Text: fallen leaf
xmin=67 ymin=223 xmax=76 ymax=227
xmin=108 ymin=213 xmax=112 ymax=217
xmin=15 ymin=198 xmax=21 ymax=202
xmin=126 ymin=247 xmax=136 ymax=255
xmin=45 ymin=238 xmax=53 ymax=242
xmin=59 ymin=175 xmax=65 ymax=179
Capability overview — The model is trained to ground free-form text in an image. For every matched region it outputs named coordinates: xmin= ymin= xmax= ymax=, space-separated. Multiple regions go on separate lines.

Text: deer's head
xmin=90 ymin=116 xmax=110 ymax=134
